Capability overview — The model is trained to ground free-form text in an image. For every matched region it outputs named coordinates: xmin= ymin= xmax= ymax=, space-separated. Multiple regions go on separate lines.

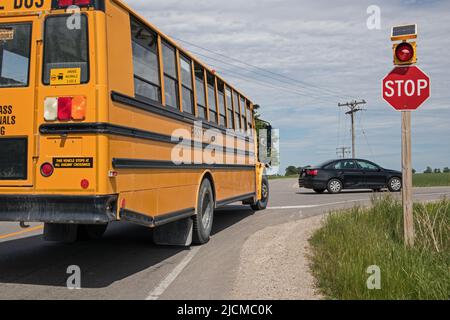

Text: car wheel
xmin=192 ymin=179 xmax=215 ymax=245
xmin=388 ymin=177 xmax=402 ymax=192
xmin=313 ymin=189 xmax=325 ymax=194
xmin=327 ymin=179 xmax=343 ymax=194
xmin=251 ymin=176 xmax=269 ymax=211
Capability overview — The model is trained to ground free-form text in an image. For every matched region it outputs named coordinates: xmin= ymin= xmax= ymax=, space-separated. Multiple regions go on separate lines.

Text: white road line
xmin=267 ymin=199 xmax=364 ymax=210
xmin=146 ymin=246 xmax=201 ymax=300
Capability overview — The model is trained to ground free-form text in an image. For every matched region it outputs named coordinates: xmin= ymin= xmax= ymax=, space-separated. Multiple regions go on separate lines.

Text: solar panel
xmin=392 ymin=24 xmax=417 ymax=38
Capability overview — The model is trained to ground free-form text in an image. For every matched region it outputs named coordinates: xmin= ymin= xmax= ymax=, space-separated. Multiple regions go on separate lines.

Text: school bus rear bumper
xmin=0 ymin=195 xmax=118 ymax=224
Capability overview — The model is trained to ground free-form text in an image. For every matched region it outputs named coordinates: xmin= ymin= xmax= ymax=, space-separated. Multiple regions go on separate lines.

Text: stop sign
xmin=382 ymin=66 xmax=430 ymax=111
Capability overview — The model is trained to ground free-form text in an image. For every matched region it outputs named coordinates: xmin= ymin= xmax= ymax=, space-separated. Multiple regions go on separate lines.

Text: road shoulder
xmin=229 ymin=214 xmax=325 ymax=300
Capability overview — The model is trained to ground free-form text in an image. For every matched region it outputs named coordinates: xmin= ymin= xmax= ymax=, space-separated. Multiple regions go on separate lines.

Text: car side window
xmin=358 ymin=161 xmax=379 ymax=171
xmin=324 ymin=162 xmax=338 ymax=169
xmin=337 ymin=160 xmax=356 ymax=169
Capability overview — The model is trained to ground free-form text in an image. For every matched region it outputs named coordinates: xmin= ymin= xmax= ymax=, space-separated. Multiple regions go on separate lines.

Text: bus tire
xmin=77 ymin=224 xmax=108 ymax=241
xmin=192 ymin=179 xmax=215 ymax=245
xmin=251 ymin=176 xmax=269 ymax=211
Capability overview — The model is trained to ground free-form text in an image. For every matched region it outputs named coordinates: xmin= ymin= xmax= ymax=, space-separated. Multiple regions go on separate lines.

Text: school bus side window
xmin=162 ymin=41 xmax=179 ymax=109
xmin=247 ymin=102 xmax=253 ymax=132
xmin=130 ymin=18 xmax=161 ymax=103
xmin=217 ymin=81 xmax=226 ymax=127
xmin=225 ymin=87 xmax=234 ymax=129
xmin=43 ymin=15 xmax=89 ymax=85
xmin=206 ymin=72 xmax=217 ymax=123
xmin=194 ymin=64 xmax=207 ymax=120
xmin=233 ymin=91 xmax=241 ymax=130
xmin=240 ymin=97 xmax=247 ymax=130
xmin=180 ymin=54 xmax=194 ymax=114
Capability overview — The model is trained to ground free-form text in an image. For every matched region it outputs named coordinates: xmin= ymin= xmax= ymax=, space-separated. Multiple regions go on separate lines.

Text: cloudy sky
xmin=127 ymin=0 xmax=450 ymax=173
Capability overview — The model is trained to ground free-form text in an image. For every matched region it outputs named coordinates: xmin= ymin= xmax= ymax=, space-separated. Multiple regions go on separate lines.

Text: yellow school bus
xmin=0 ymin=0 xmax=271 ymax=245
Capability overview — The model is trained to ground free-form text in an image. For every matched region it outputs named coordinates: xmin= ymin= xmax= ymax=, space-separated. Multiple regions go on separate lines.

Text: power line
xmin=359 ymin=110 xmax=375 ymax=158
xmin=209 ymin=64 xmax=338 ymax=105
xmin=172 ymin=36 xmax=358 ymax=101
xmin=190 ymin=50 xmax=337 ymax=102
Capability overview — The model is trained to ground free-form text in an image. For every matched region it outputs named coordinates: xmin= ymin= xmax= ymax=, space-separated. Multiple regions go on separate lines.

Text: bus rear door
xmin=0 ymin=15 xmax=40 ymax=187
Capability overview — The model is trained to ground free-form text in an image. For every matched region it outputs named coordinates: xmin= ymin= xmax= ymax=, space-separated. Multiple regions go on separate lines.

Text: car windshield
xmin=0 ymin=23 xmax=32 ymax=88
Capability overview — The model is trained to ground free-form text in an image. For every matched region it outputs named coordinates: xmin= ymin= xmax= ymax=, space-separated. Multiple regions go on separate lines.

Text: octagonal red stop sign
xmin=382 ymin=66 xmax=430 ymax=111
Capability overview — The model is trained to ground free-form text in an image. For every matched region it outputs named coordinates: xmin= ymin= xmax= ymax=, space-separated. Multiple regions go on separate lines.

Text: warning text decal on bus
xmin=50 ymin=68 xmax=81 ymax=86
xmin=53 ymin=158 xmax=93 ymax=169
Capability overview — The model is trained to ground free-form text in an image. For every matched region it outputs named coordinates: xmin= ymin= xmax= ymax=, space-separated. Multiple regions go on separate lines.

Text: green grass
xmin=268 ymin=175 xmax=298 ymax=180
xmin=310 ymin=196 xmax=450 ymax=300
xmin=413 ymin=173 xmax=450 ymax=187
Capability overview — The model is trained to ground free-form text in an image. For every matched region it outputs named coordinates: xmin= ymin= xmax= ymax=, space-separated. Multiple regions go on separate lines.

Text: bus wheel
xmin=192 ymin=179 xmax=215 ymax=245
xmin=251 ymin=176 xmax=269 ymax=211
xmin=77 ymin=224 xmax=108 ymax=241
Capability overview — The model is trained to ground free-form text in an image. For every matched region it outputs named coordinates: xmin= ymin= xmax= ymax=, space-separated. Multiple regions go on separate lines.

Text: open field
xmin=310 ymin=196 xmax=449 ymax=300
xmin=413 ymin=173 xmax=450 ymax=187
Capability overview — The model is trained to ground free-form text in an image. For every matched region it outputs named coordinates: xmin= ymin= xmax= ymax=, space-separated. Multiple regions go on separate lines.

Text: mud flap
xmin=153 ymin=217 xmax=193 ymax=247
xmin=43 ymin=223 xmax=78 ymax=243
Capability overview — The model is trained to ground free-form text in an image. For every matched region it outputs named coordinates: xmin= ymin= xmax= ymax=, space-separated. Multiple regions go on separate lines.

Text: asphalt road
xmin=0 ymin=179 xmax=449 ymax=300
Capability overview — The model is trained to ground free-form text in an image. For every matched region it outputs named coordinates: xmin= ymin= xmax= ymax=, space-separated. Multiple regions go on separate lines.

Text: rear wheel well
xmin=201 ymin=172 xmax=216 ymax=207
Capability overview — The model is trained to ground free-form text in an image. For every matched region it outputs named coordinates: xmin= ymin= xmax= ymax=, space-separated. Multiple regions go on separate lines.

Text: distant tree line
xmin=285 ymin=166 xmax=305 ymax=176
xmin=418 ymin=167 xmax=449 ymax=174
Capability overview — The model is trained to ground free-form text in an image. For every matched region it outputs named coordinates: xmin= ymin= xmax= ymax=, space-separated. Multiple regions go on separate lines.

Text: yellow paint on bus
xmin=0 ymin=0 xmax=270 ymax=244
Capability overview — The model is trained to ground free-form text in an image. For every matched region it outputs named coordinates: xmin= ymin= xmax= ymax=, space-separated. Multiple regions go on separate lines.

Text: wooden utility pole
xmin=338 ymin=100 xmax=367 ymax=158
xmin=402 ymin=111 xmax=414 ymax=246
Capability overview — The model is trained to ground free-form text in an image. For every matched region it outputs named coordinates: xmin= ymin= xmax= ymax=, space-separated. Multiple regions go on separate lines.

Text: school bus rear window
xmin=43 ymin=15 xmax=89 ymax=85
xmin=0 ymin=23 xmax=32 ymax=88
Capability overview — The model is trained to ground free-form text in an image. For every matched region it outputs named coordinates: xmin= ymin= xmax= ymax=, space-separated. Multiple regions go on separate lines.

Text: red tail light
xmin=40 ymin=163 xmax=54 ymax=177
xmin=306 ymin=169 xmax=318 ymax=176
xmin=57 ymin=97 xmax=72 ymax=121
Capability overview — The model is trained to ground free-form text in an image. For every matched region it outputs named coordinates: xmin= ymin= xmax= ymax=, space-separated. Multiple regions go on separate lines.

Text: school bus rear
xmin=0 ymin=1 xmax=115 ymax=230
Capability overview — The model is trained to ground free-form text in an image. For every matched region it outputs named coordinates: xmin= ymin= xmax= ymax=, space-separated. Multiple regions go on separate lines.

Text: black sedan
xmin=299 ymin=159 xmax=402 ymax=194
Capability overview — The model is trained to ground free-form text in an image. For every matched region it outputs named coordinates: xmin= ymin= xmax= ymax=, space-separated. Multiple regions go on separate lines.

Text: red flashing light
xmin=57 ymin=97 xmax=72 ymax=121
xmin=57 ymin=0 xmax=91 ymax=7
xmin=395 ymin=43 xmax=414 ymax=62
xmin=40 ymin=163 xmax=54 ymax=177
xmin=75 ymin=0 xmax=91 ymax=5
xmin=57 ymin=0 xmax=73 ymax=6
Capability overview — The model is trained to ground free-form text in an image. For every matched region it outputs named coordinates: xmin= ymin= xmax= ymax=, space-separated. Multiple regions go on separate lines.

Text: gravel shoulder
xmin=229 ymin=214 xmax=325 ymax=300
